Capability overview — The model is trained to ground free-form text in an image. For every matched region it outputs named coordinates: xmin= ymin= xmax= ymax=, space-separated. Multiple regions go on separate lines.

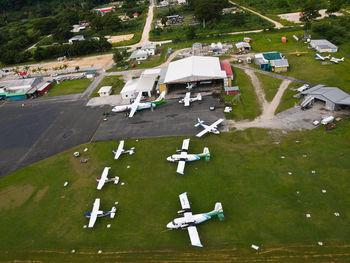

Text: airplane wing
xmin=195 ymin=129 xmax=209 ymax=138
xmin=210 ymin=118 xmax=224 ymax=129
xmin=176 ymin=160 xmax=186 ymax=175
xmin=187 ymin=226 xmax=203 ymax=247
xmin=97 ymin=167 xmax=110 ymax=190
xmin=179 ymin=192 xmax=191 ymax=209
xmin=184 ymin=92 xmax=190 ymax=106
xmin=88 ymin=198 xmax=101 ymax=228
xmin=182 ymin=138 xmax=190 ymax=151
xmin=129 ymin=92 xmax=142 ymax=118
xmin=114 ymin=140 xmax=124 ymax=160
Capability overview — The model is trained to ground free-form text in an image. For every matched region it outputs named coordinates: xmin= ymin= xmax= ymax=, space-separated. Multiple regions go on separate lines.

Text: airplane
xmin=96 ymin=167 xmax=119 ymax=190
xmin=166 ymin=192 xmax=224 ymax=247
xmin=330 ymin=57 xmax=344 ymax=64
xmin=112 ymin=140 xmax=135 ymax=160
xmin=167 ymin=138 xmax=210 ymax=175
xmin=111 ymin=91 xmax=166 ymax=118
xmin=179 ymin=92 xmax=202 ymax=106
xmin=84 ymin=198 xmax=116 ymax=228
xmin=315 ymin=53 xmax=330 ymax=60
xmin=194 ymin=118 xmax=225 ymax=138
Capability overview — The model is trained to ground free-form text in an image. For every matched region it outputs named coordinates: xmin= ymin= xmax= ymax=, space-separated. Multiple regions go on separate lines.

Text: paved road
xmin=93 ymin=96 xmax=226 ymax=141
xmin=231 ymin=64 xmax=314 ymax=85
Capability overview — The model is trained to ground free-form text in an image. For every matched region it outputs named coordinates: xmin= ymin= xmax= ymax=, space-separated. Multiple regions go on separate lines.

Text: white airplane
xmin=315 ymin=53 xmax=330 ymax=60
xmin=112 ymin=140 xmax=135 ymax=160
xmin=179 ymin=92 xmax=202 ymax=107
xmin=84 ymin=198 xmax=116 ymax=228
xmin=194 ymin=118 xmax=225 ymax=138
xmin=186 ymin=82 xmax=196 ymax=90
xmin=111 ymin=91 xmax=166 ymax=118
xmin=166 ymin=192 xmax=224 ymax=247
xmin=96 ymin=167 xmax=119 ymax=190
xmin=167 ymin=138 xmax=210 ymax=175
xmin=330 ymin=57 xmax=344 ymax=64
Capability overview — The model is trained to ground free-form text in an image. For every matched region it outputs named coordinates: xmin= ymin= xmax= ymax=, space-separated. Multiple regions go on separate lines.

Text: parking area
xmin=93 ymin=95 xmax=226 ymax=141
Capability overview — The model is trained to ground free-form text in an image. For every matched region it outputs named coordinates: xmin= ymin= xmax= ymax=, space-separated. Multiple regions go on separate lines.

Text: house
xmin=132 ymin=12 xmax=139 ymax=17
xmin=310 ymin=39 xmax=338 ymax=53
xmin=224 ymin=86 xmax=239 ymax=95
xmin=235 ymin=42 xmax=251 ymax=53
xmin=37 ymin=82 xmax=52 ymax=96
xmin=71 ymin=25 xmax=86 ymax=33
xmin=158 ymin=0 xmax=169 ymax=7
xmin=0 ymin=78 xmax=42 ymax=100
xmin=141 ymin=43 xmax=156 ymax=56
xmin=86 ymin=70 xmax=96 ymax=79
xmin=301 ymin=85 xmax=350 ymax=110
xmin=254 ymin=52 xmax=289 ymax=72
xmin=68 ymin=35 xmax=85 ymax=44
xmin=129 ymin=50 xmax=149 ymax=61
xmin=177 ymin=0 xmax=187 ymax=4
xmin=270 ymin=58 xmax=289 ymax=73
xmin=98 ymin=86 xmax=112 ymax=97
xmin=95 ymin=7 xmax=116 ymax=16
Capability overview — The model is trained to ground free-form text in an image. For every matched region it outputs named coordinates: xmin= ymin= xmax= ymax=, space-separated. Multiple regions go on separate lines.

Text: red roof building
xmin=220 ymin=60 xmax=233 ymax=79
xmin=133 ymin=12 xmax=139 ymax=17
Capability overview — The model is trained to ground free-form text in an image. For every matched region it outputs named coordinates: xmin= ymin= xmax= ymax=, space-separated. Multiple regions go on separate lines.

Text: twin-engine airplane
xmin=96 ymin=167 xmax=119 ymax=190
xmin=330 ymin=57 xmax=344 ymax=64
xmin=112 ymin=91 xmax=166 ymax=118
xmin=113 ymin=140 xmax=135 ymax=160
xmin=167 ymin=138 xmax=210 ymax=175
xmin=194 ymin=118 xmax=224 ymax=138
xmin=179 ymin=92 xmax=202 ymax=107
xmin=166 ymin=192 xmax=224 ymax=247
xmin=85 ymin=198 xmax=116 ymax=228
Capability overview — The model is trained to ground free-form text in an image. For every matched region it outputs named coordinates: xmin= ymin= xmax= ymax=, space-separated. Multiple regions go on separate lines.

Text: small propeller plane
xmin=330 ymin=57 xmax=344 ymax=64
xmin=112 ymin=140 xmax=135 ymax=160
xmin=96 ymin=167 xmax=119 ymax=190
xmin=179 ymin=92 xmax=202 ymax=107
xmin=112 ymin=91 xmax=166 ymax=118
xmin=194 ymin=118 xmax=224 ymax=138
xmin=84 ymin=198 xmax=116 ymax=228
xmin=315 ymin=53 xmax=330 ymax=60
xmin=167 ymin=138 xmax=210 ymax=175
xmin=166 ymin=192 xmax=224 ymax=247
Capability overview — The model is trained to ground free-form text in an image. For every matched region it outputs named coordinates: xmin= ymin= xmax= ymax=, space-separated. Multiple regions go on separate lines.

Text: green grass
xmin=275 ymin=82 xmax=299 ymax=114
xmin=223 ymin=68 xmax=261 ymax=121
xmin=90 ymin=76 xmax=125 ymax=98
xmin=256 ymin=72 xmax=283 ymax=102
xmin=44 ymin=79 xmax=91 ymax=97
xmin=1 ymin=121 xmax=350 ymax=261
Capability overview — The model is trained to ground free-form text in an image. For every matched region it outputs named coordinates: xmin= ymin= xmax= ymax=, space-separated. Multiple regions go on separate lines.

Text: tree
xmin=300 ymin=0 xmax=321 ymax=38
xmin=52 ymin=23 xmax=73 ymax=43
xmin=186 ymin=26 xmax=197 ymax=40
xmin=75 ymin=66 xmax=80 ymax=71
xmin=326 ymin=0 xmax=343 ymax=15
xmin=193 ymin=0 xmax=228 ymax=28
xmin=161 ymin=16 xmax=168 ymax=26
xmin=113 ymin=50 xmax=123 ymax=63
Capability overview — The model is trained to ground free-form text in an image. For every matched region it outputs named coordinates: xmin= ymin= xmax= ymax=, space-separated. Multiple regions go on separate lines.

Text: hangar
xmin=159 ymin=56 xmax=229 ymax=94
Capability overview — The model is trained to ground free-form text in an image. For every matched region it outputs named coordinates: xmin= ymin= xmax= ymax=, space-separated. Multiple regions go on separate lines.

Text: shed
xmin=310 ymin=39 xmax=338 ymax=53
xmin=301 ymin=85 xmax=350 ymax=110
xmin=235 ymin=42 xmax=251 ymax=53
xmin=220 ymin=60 xmax=234 ymax=87
xmin=98 ymin=86 xmax=112 ymax=97
xmin=121 ymin=79 xmax=139 ymax=100
xmin=69 ymin=35 xmax=85 ymax=44
xmin=224 ymin=86 xmax=239 ymax=95
xmin=37 ymin=82 xmax=52 ymax=95
xmin=270 ymin=58 xmax=289 ymax=73
xmin=86 ymin=70 xmax=96 ymax=79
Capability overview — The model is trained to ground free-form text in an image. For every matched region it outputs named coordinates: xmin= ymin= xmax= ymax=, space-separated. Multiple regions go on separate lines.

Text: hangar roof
xmin=164 ymin=56 xmax=227 ymax=84
xmin=302 ymin=85 xmax=350 ymax=105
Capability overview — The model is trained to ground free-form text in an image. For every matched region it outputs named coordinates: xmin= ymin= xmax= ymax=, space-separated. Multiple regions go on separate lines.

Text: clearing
xmin=107 ymin=34 xmax=135 ymax=44
xmin=44 ymin=79 xmax=92 ymax=96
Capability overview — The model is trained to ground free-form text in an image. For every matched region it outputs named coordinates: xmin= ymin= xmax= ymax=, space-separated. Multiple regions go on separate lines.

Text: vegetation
xmin=256 ymin=73 xmax=283 ymax=102
xmin=275 ymin=83 xmax=299 ymax=114
xmin=44 ymin=78 xmax=91 ymax=97
xmin=223 ymin=68 xmax=261 ymax=121
xmin=90 ymin=76 xmax=125 ymax=98
xmin=1 ymin=121 xmax=350 ymax=261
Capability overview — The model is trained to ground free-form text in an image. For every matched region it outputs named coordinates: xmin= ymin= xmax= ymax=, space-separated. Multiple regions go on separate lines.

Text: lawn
xmin=1 ymin=121 xmax=350 ymax=261
xmin=256 ymin=72 xmax=283 ymax=102
xmin=275 ymin=82 xmax=300 ymax=114
xmin=223 ymin=68 xmax=261 ymax=121
xmin=44 ymin=79 xmax=91 ymax=96
xmin=90 ymin=76 xmax=125 ymax=98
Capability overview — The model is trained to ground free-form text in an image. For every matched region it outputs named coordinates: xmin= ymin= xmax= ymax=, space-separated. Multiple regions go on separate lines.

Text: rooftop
xmin=302 ymin=85 xmax=350 ymax=105
xmin=310 ymin=39 xmax=338 ymax=49
xmin=98 ymin=86 xmax=112 ymax=93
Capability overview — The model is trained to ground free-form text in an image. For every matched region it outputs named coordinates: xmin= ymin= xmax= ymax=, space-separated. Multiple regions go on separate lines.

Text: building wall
xmin=274 ymin=67 xmax=288 ymax=73
xmin=121 ymin=91 xmax=136 ymax=100
xmin=158 ymin=84 xmax=167 ymax=94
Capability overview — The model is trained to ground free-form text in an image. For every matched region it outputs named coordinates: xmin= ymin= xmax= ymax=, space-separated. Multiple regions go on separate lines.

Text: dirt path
xmin=230 ymin=1 xmax=284 ymax=29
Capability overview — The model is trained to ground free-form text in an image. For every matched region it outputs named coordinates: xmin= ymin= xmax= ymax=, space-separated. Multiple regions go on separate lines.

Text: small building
xmin=121 ymin=78 xmax=139 ymax=100
xmin=129 ymin=50 xmax=149 ymax=61
xmin=0 ymin=88 xmax=6 ymax=100
xmin=133 ymin=12 xmax=139 ymax=17
xmin=157 ymin=67 xmax=168 ymax=94
xmin=95 ymin=7 xmax=116 ymax=16
xmin=98 ymin=86 xmax=112 ymax=97
xmin=141 ymin=43 xmax=156 ymax=56
xmin=224 ymin=86 xmax=239 ymax=95
xmin=310 ymin=39 xmax=338 ymax=53
xmin=301 ymin=85 xmax=350 ymax=110
xmin=69 ymin=35 xmax=85 ymax=44
xmin=0 ymin=78 xmax=42 ymax=99
xmin=86 ymin=70 xmax=96 ymax=79
xmin=220 ymin=60 xmax=234 ymax=87
xmin=177 ymin=0 xmax=187 ymax=4
xmin=71 ymin=25 xmax=86 ymax=33
xmin=37 ymin=82 xmax=52 ymax=96
xmin=235 ymin=41 xmax=251 ymax=53
xmin=270 ymin=58 xmax=289 ymax=73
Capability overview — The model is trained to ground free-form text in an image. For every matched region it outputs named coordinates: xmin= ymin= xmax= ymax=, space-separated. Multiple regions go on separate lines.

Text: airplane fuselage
xmin=112 ymin=103 xmax=155 ymax=113
xmin=96 ymin=177 xmax=118 ymax=183
xmin=167 ymin=213 xmax=211 ymax=229
xmin=167 ymin=154 xmax=200 ymax=162
xmin=84 ymin=211 xmax=110 ymax=218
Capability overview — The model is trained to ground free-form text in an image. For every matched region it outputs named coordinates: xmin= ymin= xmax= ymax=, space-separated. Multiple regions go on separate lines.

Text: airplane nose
xmin=166 ymin=157 xmax=173 ymax=162
xmin=166 ymin=222 xmax=174 ymax=228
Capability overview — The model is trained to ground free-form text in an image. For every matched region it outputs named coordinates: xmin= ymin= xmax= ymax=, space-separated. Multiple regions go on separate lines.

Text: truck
xmin=321 ymin=116 xmax=334 ymax=125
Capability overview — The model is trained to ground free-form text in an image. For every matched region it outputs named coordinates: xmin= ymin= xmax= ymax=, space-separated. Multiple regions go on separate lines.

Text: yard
xmin=90 ymin=76 xmax=125 ymax=98
xmin=0 ymin=122 xmax=350 ymax=261
xmin=44 ymin=78 xmax=91 ymax=96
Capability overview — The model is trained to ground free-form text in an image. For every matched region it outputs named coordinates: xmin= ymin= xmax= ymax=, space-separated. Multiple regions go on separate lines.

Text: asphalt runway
xmin=93 ymin=95 xmax=226 ymax=141
xmin=0 ymin=101 xmax=106 ymax=177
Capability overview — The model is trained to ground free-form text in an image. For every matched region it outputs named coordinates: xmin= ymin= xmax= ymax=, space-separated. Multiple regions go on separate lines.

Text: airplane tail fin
xmin=214 ymin=202 xmax=224 ymax=221
xmin=194 ymin=118 xmax=204 ymax=127
xmin=154 ymin=91 xmax=166 ymax=102
xmin=129 ymin=147 xmax=135 ymax=155
xmin=197 ymin=93 xmax=202 ymax=101
xmin=202 ymin=147 xmax=210 ymax=161
xmin=110 ymin=206 xmax=117 ymax=219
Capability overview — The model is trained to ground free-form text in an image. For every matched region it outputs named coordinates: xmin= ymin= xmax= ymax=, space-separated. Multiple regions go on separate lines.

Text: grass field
xmin=275 ymin=83 xmax=300 ymax=114
xmin=44 ymin=79 xmax=91 ymax=97
xmin=223 ymin=68 xmax=261 ymax=120
xmin=1 ymin=121 xmax=350 ymax=261
xmin=256 ymin=72 xmax=283 ymax=102
xmin=90 ymin=76 xmax=125 ymax=98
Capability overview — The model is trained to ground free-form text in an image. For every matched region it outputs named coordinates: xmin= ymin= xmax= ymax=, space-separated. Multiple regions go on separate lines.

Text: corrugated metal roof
xmin=262 ymin=52 xmax=282 ymax=61
xmin=121 ymin=78 xmax=139 ymax=93
xmin=136 ymin=74 xmax=157 ymax=92
xmin=164 ymin=56 xmax=227 ymax=84
xmin=235 ymin=42 xmax=251 ymax=49
xmin=302 ymin=85 xmax=350 ymax=105
xmin=310 ymin=39 xmax=337 ymax=49
xmin=271 ymin=58 xmax=289 ymax=68
xmin=129 ymin=50 xmax=148 ymax=59
xmin=98 ymin=86 xmax=112 ymax=93
xmin=220 ymin=61 xmax=233 ymax=76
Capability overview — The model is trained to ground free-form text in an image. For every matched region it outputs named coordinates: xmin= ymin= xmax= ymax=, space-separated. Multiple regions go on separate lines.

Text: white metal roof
xmin=164 ymin=56 xmax=227 ymax=84
xmin=136 ymin=74 xmax=157 ymax=92
xmin=129 ymin=50 xmax=148 ymax=59
xmin=98 ymin=86 xmax=112 ymax=93
xmin=235 ymin=42 xmax=251 ymax=49
xmin=143 ymin=68 xmax=161 ymax=75
xmin=302 ymin=85 xmax=350 ymax=105
xmin=121 ymin=79 xmax=139 ymax=94
xmin=310 ymin=39 xmax=337 ymax=49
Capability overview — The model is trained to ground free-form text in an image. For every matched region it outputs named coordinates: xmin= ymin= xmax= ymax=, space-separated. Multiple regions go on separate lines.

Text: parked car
xmin=209 ymin=104 xmax=216 ymax=111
